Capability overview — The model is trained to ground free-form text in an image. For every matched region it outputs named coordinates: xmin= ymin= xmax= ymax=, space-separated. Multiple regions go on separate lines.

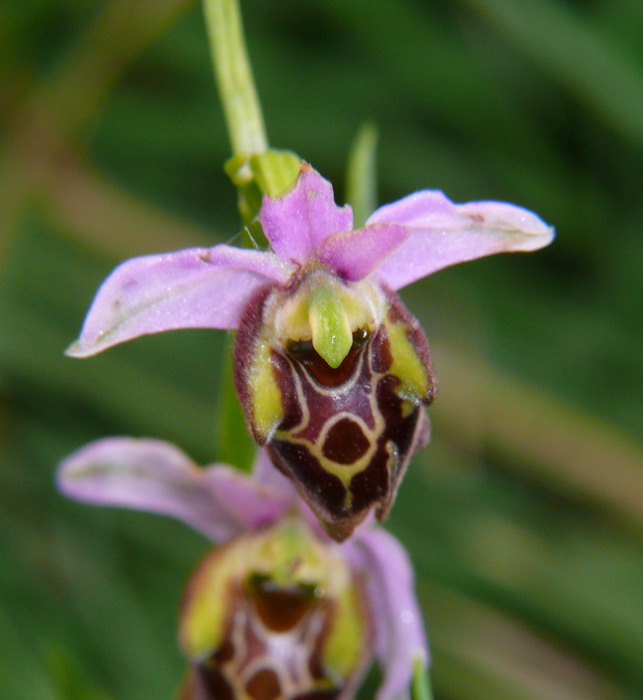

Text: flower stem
xmin=203 ymin=0 xmax=268 ymax=157
xmin=411 ymin=657 xmax=434 ymax=700
xmin=214 ymin=334 xmax=256 ymax=472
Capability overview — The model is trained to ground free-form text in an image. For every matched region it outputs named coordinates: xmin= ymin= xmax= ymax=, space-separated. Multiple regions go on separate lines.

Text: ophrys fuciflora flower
xmin=58 ymin=440 xmax=427 ymax=700
xmin=67 ymin=163 xmax=554 ymax=540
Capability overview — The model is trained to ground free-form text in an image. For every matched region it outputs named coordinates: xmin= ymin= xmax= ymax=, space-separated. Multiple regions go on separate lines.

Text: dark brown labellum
xmin=179 ymin=523 xmax=370 ymax=700
xmin=234 ymin=275 xmax=435 ymax=541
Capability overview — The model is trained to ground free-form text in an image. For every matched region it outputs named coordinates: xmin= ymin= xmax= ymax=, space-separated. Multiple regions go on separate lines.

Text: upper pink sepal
xmin=367 ymin=190 xmax=555 ymax=290
xmin=66 ymin=245 xmax=293 ymax=358
xmin=56 ymin=437 xmax=292 ymax=541
xmin=259 ymin=163 xmax=353 ymax=265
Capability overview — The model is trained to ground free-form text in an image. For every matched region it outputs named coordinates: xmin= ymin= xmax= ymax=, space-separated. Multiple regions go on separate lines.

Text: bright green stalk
xmin=203 ymin=0 xmax=299 ymax=226
xmin=411 ymin=657 xmax=434 ymax=700
xmin=214 ymin=335 xmax=256 ymax=473
xmin=203 ymin=0 xmax=298 ymax=464
xmin=345 ymin=122 xmax=379 ymax=228
xmin=203 ymin=0 xmax=268 ymax=157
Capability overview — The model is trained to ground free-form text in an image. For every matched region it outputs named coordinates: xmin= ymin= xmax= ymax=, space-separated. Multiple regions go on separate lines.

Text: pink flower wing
xmin=57 ymin=438 xmax=290 ymax=541
xmin=67 ymin=245 xmax=292 ymax=357
xmin=368 ymin=190 xmax=554 ymax=290
xmin=348 ymin=527 xmax=429 ymax=700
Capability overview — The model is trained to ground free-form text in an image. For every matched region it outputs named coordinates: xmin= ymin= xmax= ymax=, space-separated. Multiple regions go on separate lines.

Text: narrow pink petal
xmin=317 ymin=223 xmax=409 ymax=281
xmin=67 ymin=245 xmax=293 ymax=357
xmin=259 ymin=164 xmax=353 ymax=264
xmin=252 ymin=449 xmax=332 ymax=536
xmin=206 ymin=453 xmax=293 ymax=532
xmin=368 ymin=190 xmax=554 ymax=290
xmin=252 ymin=448 xmax=297 ymax=497
xmin=347 ymin=528 xmax=428 ymax=700
xmin=57 ymin=438 xmax=290 ymax=541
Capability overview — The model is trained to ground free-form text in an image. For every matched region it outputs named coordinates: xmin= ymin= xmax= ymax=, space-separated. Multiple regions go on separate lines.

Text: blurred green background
xmin=1 ymin=0 xmax=642 ymax=698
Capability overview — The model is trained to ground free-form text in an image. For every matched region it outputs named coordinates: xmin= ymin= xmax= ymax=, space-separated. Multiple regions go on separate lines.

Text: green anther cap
xmin=308 ymin=284 xmax=353 ymax=369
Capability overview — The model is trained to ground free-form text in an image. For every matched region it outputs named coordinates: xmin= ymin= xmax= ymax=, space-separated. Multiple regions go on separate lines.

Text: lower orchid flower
xmin=57 ymin=439 xmax=428 ymax=700
xmin=65 ymin=163 xmax=553 ymax=540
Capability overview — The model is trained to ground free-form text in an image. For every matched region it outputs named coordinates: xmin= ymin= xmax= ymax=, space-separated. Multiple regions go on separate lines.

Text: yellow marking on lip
xmin=385 ymin=319 xmax=429 ymax=403
xmin=249 ymin=338 xmax=283 ymax=442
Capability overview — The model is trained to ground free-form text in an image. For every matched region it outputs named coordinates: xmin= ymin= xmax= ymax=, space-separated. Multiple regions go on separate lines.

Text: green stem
xmin=214 ymin=334 xmax=256 ymax=472
xmin=345 ymin=122 xmax=378 ymax=228
xmin=203 ymin=0 xmax=268 ymax=156
xmin=411 ymin=658 xmax=434 ymax=700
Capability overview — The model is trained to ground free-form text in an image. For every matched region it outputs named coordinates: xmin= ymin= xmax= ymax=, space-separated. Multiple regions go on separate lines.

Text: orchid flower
xmin=57 ymin=439 xmax=428 ymax=700
xmin=66 ymin=163 xmax=554 ymax=540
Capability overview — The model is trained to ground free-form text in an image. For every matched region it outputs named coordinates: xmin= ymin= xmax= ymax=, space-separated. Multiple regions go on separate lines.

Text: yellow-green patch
xmin=385 ymin=319 xmax=429 ymax=402
xmin=323 ymin=578 xmax=368 ymax=679
xmin=180 ymin=546 xmax=238 ymax=660
xmin=249 ymin=338 xmax=283 ymax=441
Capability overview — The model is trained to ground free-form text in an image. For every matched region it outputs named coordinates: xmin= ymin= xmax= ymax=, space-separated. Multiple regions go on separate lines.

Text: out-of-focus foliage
xmin=1 ymin=1 xmax=641 ymax=698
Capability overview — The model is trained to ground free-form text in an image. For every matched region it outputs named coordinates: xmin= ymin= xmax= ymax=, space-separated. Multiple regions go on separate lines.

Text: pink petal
xmin=57 ymin=438 xmax=291 ymax=541
xmin=347 ymin=527 xmax=428 ymax=700
xmin=259 ymin=164 xmax=353 ymax=264
xmin=67 ymin=245 xmax=293 ymax=357
xmin=252 ymin=448 xmax=297 ymax=497
xmin=317 ymin=222 xmax=410 ymax=281
xmin=252 ymin=449 xmax=331 ymax=539
xmin=368 ymin=190 xmax=554 ymax=290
